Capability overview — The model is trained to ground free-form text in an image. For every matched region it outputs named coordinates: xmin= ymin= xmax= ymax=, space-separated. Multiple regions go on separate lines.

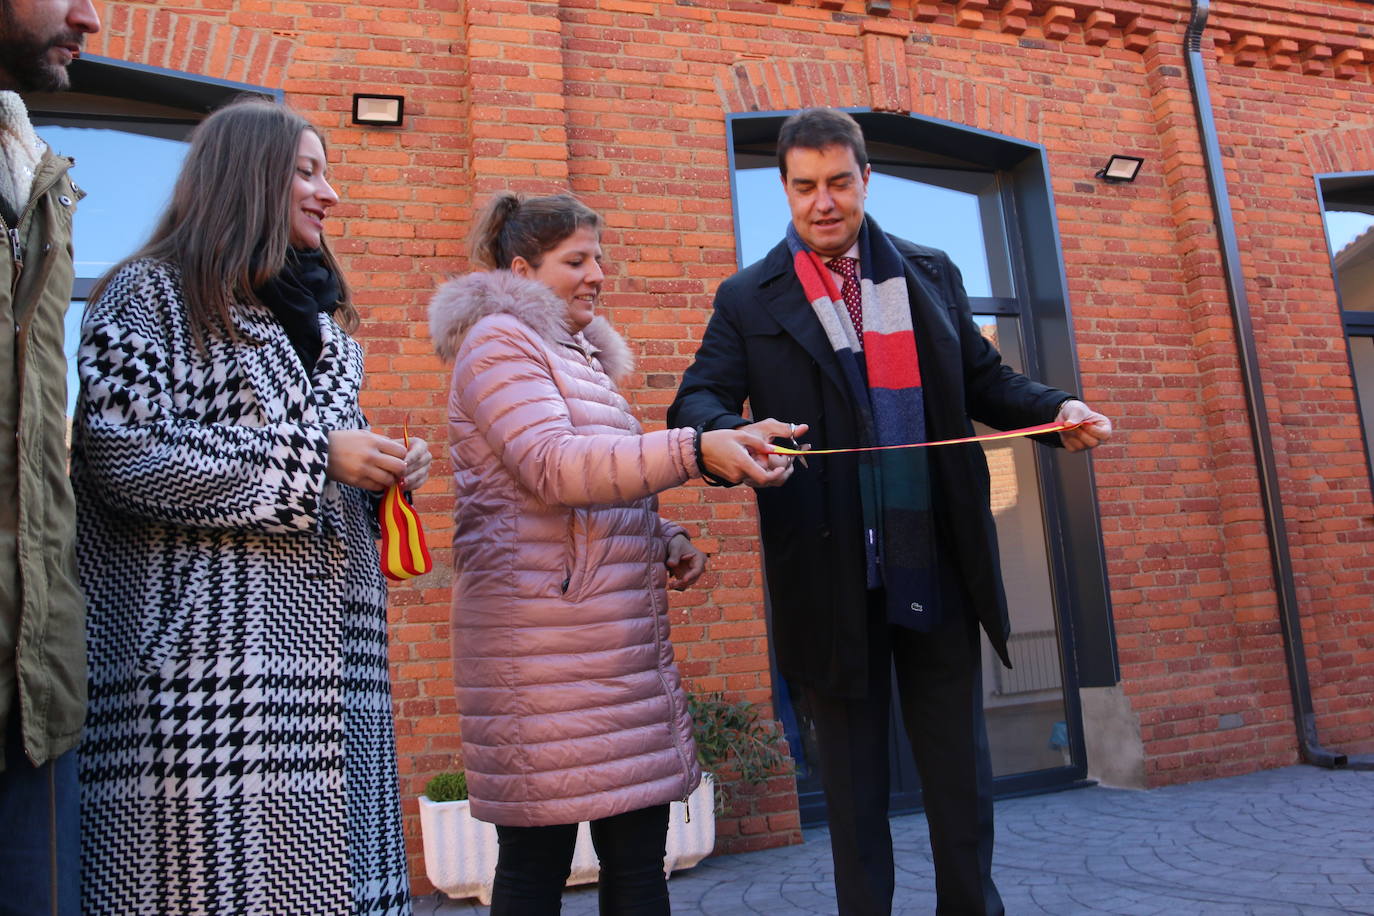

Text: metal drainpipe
xmin=1185 ymin=0 xmax=1369 ymax=769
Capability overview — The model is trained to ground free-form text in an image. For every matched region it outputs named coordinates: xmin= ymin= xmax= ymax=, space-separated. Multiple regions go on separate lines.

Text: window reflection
xmin=1321 ymin=200 xmax=1374 ymax=485
xmin=1329 ymin=210 xmax=1374 ymax=311
xmin=972 ymin=314 xmax=1069 ymax=775
xmin=1351 ymin=337 xmax=1374 ymax=481
xmin=1324 ymin=210 xmax=1374 ymax=264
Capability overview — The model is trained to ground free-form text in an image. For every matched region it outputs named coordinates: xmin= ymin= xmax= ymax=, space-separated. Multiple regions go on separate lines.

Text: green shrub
xmin=688 ymin=692 xmax=792 ymax=812
xmin=424 ymin=771 xmax=469 ymax=802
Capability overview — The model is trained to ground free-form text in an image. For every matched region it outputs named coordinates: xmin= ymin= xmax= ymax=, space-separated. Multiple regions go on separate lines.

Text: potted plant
xmin=687 ymin=691 xmax=793 ymax=814
xmin=419 ymin=765 xmax=714 ymax=904
xmin=419 ymin=694 xmax=789 ymax=903
xmin=417 ymin=771 xmax=502 ymax=905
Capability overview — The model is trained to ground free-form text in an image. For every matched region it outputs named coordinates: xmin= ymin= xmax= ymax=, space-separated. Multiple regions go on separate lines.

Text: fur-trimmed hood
xmin=429 ymin=270 xmax=633 ymax=381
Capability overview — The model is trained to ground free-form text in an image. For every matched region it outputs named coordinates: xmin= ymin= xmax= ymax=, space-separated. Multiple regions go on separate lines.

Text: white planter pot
xmin=420 ymin=775 xmax=716 ymax=905
xmin=419 ymin=797 xmax=497 ymax=905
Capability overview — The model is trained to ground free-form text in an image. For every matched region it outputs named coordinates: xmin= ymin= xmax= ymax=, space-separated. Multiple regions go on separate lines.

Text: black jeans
xmin=490 ymin=803 xmax=671 ymax=915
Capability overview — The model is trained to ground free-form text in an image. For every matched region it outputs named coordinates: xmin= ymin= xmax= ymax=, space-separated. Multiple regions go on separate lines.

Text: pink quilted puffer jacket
xmin=429 ymin=270 xmax=703 ymax=827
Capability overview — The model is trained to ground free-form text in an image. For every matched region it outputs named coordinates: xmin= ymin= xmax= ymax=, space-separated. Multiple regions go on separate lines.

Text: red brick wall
xmin=89 ymin=0 xmax=1374 ymax=894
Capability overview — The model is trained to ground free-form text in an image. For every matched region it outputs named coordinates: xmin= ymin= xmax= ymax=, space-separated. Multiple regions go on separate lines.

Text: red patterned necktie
xmin=828 ymin=256 xmax=862 ymax=333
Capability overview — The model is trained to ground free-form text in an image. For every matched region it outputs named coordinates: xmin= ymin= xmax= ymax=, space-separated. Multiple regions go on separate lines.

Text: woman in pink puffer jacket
xmin=429 ymin=193 xmax=800 ymax=915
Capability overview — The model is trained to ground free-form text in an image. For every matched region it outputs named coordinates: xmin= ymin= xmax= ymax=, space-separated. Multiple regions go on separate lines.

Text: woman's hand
xmin=700 ymin=419 xmax=809 ymax=488
xmin=326 ymin=429 xmax=407 ymax=491
xmin=402 ymin=437 xmax=433 ymax=492
xmin=665 ymin=533 xmax=707 ymax=591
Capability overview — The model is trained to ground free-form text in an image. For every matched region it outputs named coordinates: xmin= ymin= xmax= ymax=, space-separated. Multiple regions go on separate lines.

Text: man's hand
xmin=326 ymin=429 xmax=407 ymax=491
xmin=699 ymin=419 xmax=809 ymax=488
xmin=665 ymin=533 xmax=707 ymax=590
xmin=1056 ymin=399 xmax=1113 ymax=452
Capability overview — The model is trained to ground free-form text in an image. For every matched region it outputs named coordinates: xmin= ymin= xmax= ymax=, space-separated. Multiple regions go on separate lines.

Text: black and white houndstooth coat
xmin=71 ymin=258 xmax=411 ymax=915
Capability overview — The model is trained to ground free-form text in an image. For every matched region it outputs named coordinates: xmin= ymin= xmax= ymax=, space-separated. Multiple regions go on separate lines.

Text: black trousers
xmin=802 ymin=593 xmax=1004 ymax=916
xmin=490 ymin=803 xmax=671 ymax=915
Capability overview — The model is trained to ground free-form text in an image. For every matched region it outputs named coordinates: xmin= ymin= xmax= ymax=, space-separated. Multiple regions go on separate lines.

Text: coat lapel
xmin=754 ymin=241 xmax=849 ymax=399
xmin=308 ymin=315 xmax=362 ymax=429
xmin=228 ymin=301 xmax=318 ymax=427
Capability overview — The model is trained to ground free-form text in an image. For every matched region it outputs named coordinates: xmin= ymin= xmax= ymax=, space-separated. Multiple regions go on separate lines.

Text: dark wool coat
xmin=71 ymin=259 xmax=410 ymax=915
xmin=669 ymin=236 xmax=1071 ymax=698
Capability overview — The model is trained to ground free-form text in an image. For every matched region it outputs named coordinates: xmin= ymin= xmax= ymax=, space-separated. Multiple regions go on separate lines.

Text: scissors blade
xmin=791 ymin=439 xmax=811 ymax=468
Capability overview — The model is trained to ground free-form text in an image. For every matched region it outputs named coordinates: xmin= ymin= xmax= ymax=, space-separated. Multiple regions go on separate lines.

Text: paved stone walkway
xmin=416 ymin=765 xmax=1374 ymax=914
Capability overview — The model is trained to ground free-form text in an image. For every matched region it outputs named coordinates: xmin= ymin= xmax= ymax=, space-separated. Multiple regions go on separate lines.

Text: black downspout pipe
xmin=1185 ymin=0 xmax=1368 ymax=769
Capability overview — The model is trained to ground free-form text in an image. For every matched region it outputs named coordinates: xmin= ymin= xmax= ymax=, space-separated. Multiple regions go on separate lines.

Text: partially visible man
xmin=670 ymin=108 xmax=1111 ymax=915
xmin=0 ymin=1 xmax=101 ymax=913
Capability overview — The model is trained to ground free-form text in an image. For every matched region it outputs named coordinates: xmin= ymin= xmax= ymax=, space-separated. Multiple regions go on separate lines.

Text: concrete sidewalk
xmin=416 ymin=765 xmax=1374 ymax=915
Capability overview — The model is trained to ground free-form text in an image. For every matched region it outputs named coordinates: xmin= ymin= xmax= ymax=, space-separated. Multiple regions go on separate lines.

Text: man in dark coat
xmin=669 ymin=108 xmax=1112 ymax=915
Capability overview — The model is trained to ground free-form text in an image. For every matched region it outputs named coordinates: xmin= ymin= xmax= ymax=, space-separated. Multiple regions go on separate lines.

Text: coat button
xmin=58 ymin=195 xmax=72 ymax=206
xmin=41 ymin=243 xmax=50 ymax=254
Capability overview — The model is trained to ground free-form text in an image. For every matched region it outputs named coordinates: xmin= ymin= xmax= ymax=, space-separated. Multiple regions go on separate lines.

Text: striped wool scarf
xmin=786 ymin=216 xmax=940 ymax=631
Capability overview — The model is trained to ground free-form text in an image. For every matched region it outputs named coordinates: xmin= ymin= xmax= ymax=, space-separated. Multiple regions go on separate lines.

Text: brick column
xmin=1128 ymin=25 xmax=1296 ymax=779
xmin=465 ymin=0 xmax=570 ymax=196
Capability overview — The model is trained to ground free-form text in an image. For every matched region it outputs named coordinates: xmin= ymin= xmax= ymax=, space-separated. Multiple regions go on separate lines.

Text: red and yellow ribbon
xmin=769 ymin=420 xmax=1081 ymax=457
xmin=378 ymin=424 xmax=432 ymax=581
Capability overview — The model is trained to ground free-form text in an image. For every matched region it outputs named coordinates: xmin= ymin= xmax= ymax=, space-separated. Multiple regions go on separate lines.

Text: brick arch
xmin=907 ymin=68 xmax=1042 ymax=146
xmin=718 ymin=52 xmax=1040 ymax=147
xmin=1301 ymin=125 xmax=1374 ymax=175
xmin=718 ymin=59 xmax=869 ymax=114
xmin=87 ymin=5 xmax=294 ymax=90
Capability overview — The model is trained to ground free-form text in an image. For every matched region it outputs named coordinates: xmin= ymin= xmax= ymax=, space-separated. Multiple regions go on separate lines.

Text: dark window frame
xmin=64 ymin=54 xmax=281 ymax=114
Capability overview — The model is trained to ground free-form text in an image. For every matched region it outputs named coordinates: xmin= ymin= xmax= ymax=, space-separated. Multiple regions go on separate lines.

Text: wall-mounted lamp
xmin=352 ymin=93 xmax=405 ymax=127
xmin=1095 ymin=154 xmax=1144 ymax=183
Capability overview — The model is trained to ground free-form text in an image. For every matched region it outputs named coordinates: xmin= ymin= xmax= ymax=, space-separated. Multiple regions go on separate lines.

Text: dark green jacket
xmin=0 ymin=146 xmax=86 ymax=771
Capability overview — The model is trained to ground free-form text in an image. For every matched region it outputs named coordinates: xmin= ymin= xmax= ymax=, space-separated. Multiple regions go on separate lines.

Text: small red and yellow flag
xmin=378 ymin=426 xmax=432 ymax=581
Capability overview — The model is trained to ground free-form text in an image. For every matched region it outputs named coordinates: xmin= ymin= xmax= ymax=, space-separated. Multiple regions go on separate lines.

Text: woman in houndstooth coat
xmin=71 ymin=100 xmax=429 ymax=915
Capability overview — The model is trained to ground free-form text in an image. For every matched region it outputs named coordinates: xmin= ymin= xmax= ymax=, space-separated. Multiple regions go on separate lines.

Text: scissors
xmin=787 ymin=423 xmax=810 ymax=469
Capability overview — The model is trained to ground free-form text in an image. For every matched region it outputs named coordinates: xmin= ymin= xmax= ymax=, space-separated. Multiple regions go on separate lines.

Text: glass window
xmin=732 ymin=162 xmax=1013 ymax=298
xmin=1319 ymin=178 xmax=1374 ymax=487
xmin=1352 ymin=336 xmax=1374 ymax=467
xmin=30 ymin=113 xmax=192 ymax=414
xmin=1324 ymin=209 xmax=1374 ymax=267
xmin=38 ymin=122 xmax=189 ymax=281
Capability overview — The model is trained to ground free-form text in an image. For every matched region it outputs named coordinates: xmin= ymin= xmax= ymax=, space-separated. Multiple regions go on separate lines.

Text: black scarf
xmin=254 ymin=247 xmax=341 ymax=375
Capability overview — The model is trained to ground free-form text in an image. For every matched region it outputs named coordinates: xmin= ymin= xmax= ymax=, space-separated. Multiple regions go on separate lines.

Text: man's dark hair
xmin=776 ymin=108 xmax=869 ymax=178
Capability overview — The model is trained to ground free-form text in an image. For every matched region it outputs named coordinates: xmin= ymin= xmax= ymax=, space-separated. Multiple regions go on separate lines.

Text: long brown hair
xmin=90 ymin=97 xmax=356 ymax=341
xmin=469 ymin=192 xmax=601 ymax=270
